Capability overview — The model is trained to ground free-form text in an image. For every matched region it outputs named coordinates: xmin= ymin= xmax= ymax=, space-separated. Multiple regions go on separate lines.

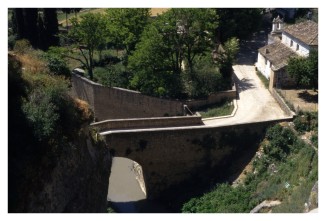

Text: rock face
xmin=307 ymin=181 xmax=318 ymax=212
xmin=9 ymin=133 xmax=111 ymax=213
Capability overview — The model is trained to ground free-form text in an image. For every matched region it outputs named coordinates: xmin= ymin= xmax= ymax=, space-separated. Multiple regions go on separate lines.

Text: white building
xmin=256 ymin=20 xmax=318 ymax=88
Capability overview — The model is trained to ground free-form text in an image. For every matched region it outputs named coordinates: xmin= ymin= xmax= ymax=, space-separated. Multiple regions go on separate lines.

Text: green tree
xmin=11 ymin=9 xmax=25 ymax=40
xmin=23 ymin=8 xmax=38 ymax=48
xmin=286 ymin=50 xmax=318 ymax=90
xmin=216 ymin=8 xmax=263 ymax=42
xmin=165 ymin=8 xmax=218 ymax=73
xmin=218 ymin=37 xmax=240 ymax=78
xmin=128 ymin=24 xmax=179 ymax=97
xmin=128 ymin=8 xmax=219 ymax=98
xmin=68 ymin=13 xmax=108 ymax=79
xmin=43 ymin=8 xmax=59 ymax=49
xmin=105 ymin=8 xmax=150 ymax=55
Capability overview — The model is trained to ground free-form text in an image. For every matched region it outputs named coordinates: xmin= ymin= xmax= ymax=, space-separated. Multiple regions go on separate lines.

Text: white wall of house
xmin=281 ymin=33 xmax=310 ymax=57
xmin=256 ymin=53 xmax=271 ymax=79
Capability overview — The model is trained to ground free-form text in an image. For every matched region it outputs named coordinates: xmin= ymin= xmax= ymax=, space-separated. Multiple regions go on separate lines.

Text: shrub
xmin=93 ymin=63 xmax=131 ymax=88
xmin=294 ymin=111 xmax=318 ymax=133
xmin=14 ymin=39 xmax=32 ymax=54
xmin=44 ymin=47 xmax=70 ymax=77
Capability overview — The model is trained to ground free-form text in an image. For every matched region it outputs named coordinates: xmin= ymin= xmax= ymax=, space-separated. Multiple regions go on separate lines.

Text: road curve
xmin=203 ymin=64 xmax=289 ymax=127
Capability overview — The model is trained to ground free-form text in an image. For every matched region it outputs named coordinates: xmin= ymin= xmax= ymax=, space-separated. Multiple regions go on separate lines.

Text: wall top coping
xmin=91 ymin=115 xmax=201 ymax=126
xmin=99 ymin=117 xmax=294 ymax=136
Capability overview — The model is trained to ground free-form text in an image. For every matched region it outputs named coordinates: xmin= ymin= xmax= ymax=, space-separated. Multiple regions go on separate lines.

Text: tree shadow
xmin=298 ymin=91 xmax=318 ymax=103
xmin=233 ymin=73 xmax=256 ymax=94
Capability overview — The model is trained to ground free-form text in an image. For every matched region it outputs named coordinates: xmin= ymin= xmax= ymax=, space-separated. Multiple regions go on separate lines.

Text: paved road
xmin=203 ymin=64 xmax=289 ymax=126
xmin=204 ymin=29 xmax=289 ymax=126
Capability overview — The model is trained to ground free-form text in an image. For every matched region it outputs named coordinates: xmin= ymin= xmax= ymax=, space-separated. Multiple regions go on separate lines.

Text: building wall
xmin=105 ymin=119 xmax=292 ymax=199
xmin=282 ymin=33 xmax=310 ymax=57
xmin=256 ymin=53 xmax=271 ymax=79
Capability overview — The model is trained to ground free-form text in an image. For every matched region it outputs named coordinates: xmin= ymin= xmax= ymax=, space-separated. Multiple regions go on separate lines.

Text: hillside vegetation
xmin=182 ymin=122 xmax=318 ymax=213
xmin=8 ymin=46 xmax=111 ymax=212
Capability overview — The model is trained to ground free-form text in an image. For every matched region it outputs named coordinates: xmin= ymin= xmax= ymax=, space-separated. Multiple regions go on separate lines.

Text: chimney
xmin=265 ymin=48 xmax=269 ymax=54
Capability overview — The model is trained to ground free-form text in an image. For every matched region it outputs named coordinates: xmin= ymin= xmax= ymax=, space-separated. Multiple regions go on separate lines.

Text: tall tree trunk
xmin=43 ymin=8 xmax=59 ymax=49
xmin=23 ymin=8 xmax=38 ymax=48
xmin=12 ymin=9 xmax=25 ymax=39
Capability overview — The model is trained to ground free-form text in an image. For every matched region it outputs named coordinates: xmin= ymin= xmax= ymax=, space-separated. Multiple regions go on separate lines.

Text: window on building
xmin=296 ymin=44 xmax=299 ymax=51
xmin=290 ymin=40 xmax=293 ymax=47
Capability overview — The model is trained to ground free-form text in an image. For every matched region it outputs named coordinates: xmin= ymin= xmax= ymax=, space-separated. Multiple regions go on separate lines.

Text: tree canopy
xmin=128 ymin=8 xmax=219 ymax=98
xmin=286 ymin=50 xmax=318 ymax=90
xmin=216 ymin=8 xmax=263 ymax=42
xmin=68 ymin=13 xmax=108 ymax=79
xmin=105 ymin=8 xmax=150 ymax=55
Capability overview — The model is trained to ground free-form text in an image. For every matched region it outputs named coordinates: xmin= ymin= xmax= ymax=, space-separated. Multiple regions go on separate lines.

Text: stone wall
xmin=91 ymin=116 xmax=203 ymax=132
xmin=269 ymin=88 xmax=295 ymax=116
xmin=104 ymin=119 xmax=290 ymax=199
xmin=71 ymin=74 xmax=184 ymax=121
xmin=184 ymin=84 xmax=237 ymax=111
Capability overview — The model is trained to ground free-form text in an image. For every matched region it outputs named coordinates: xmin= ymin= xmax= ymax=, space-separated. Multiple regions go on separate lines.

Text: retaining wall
xmin=185 ymin=84 xmax=237 ymax=110
xmin=71 ymin=74 xmax=184 ymax=121
xmin=269 ymin=88 xmax=295 ymax=116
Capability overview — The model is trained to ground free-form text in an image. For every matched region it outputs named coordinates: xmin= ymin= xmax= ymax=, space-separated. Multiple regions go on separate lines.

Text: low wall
xmin=185 ymin=84 xmax=237 ymax=110
xmin=269 ymin=88 xmax=295 ymax=117
xmin=91 ymin=116 xmax=203 ymax=132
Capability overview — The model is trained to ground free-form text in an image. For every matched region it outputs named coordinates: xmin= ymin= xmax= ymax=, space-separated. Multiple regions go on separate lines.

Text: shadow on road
xmin=233 ymin=73 xmax=256 ymax=94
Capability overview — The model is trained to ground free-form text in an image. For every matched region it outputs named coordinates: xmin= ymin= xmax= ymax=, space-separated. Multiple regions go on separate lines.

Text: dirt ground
xmin=278 ymin=89 xmax=318 ymax=112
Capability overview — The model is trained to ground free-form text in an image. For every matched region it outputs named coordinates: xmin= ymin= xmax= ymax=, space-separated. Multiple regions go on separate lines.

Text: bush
xmin=182 ymin=183 xmax=253 ymax=213
xmin=44 ymin=47 xmax=70 ymax=77
xmin=14 ymin=39 xmax=32 ymax=54
xmin=264 ymin=125 xmax=296 ymax=162
xmin=293 ymin=112 xmax=318 ymax=133
xmin=93 ymin=63 xmax=131 ymax=88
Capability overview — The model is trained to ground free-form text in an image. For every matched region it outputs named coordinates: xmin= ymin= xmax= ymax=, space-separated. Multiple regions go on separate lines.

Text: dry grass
xmin=14 ymin=52 xmax=48 ymax=76
xmin=74 ymin=98 xmax=93 ymax=122
xmin=58 ymin=8 xmax=170 ymax=25
xmin=150 ymin=8 xmax=170 ymax=16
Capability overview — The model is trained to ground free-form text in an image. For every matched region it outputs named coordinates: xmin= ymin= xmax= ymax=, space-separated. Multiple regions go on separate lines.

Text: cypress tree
xmin=37 ymin=14 xmax=47 ymax=50
xmin=12 ymin=8 xmax=25 ymax=39
xmin=43 ymin=8 xmax=59 ymax=49
xmin=23 ymin=8 xmax=38 ymax=47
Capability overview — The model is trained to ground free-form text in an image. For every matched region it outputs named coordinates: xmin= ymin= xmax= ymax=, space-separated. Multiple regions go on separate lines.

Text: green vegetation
xmin=182 ymin=123 xmax=318 ymax=213
xmin=293 ymin=111 xmax=318 ymax=148
xmin=11 ymin=9 xmax=59 ymax=50
xmin=256 ymin=70 xmax=269 ymax=88
xmin=9 ymin=8 xmax=247 ymax=100
xmin=8 ymin=48 xmax=94 ymax=212
xmin=68 ymin=13 xmax=108 ymax=79
xmin=199 ymin=100 xmax=234 ymax=118
xmin=286 ymin=50 xmax=318 ymax=90
xmin=216 ymin=8 xmax=263 ymax=42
